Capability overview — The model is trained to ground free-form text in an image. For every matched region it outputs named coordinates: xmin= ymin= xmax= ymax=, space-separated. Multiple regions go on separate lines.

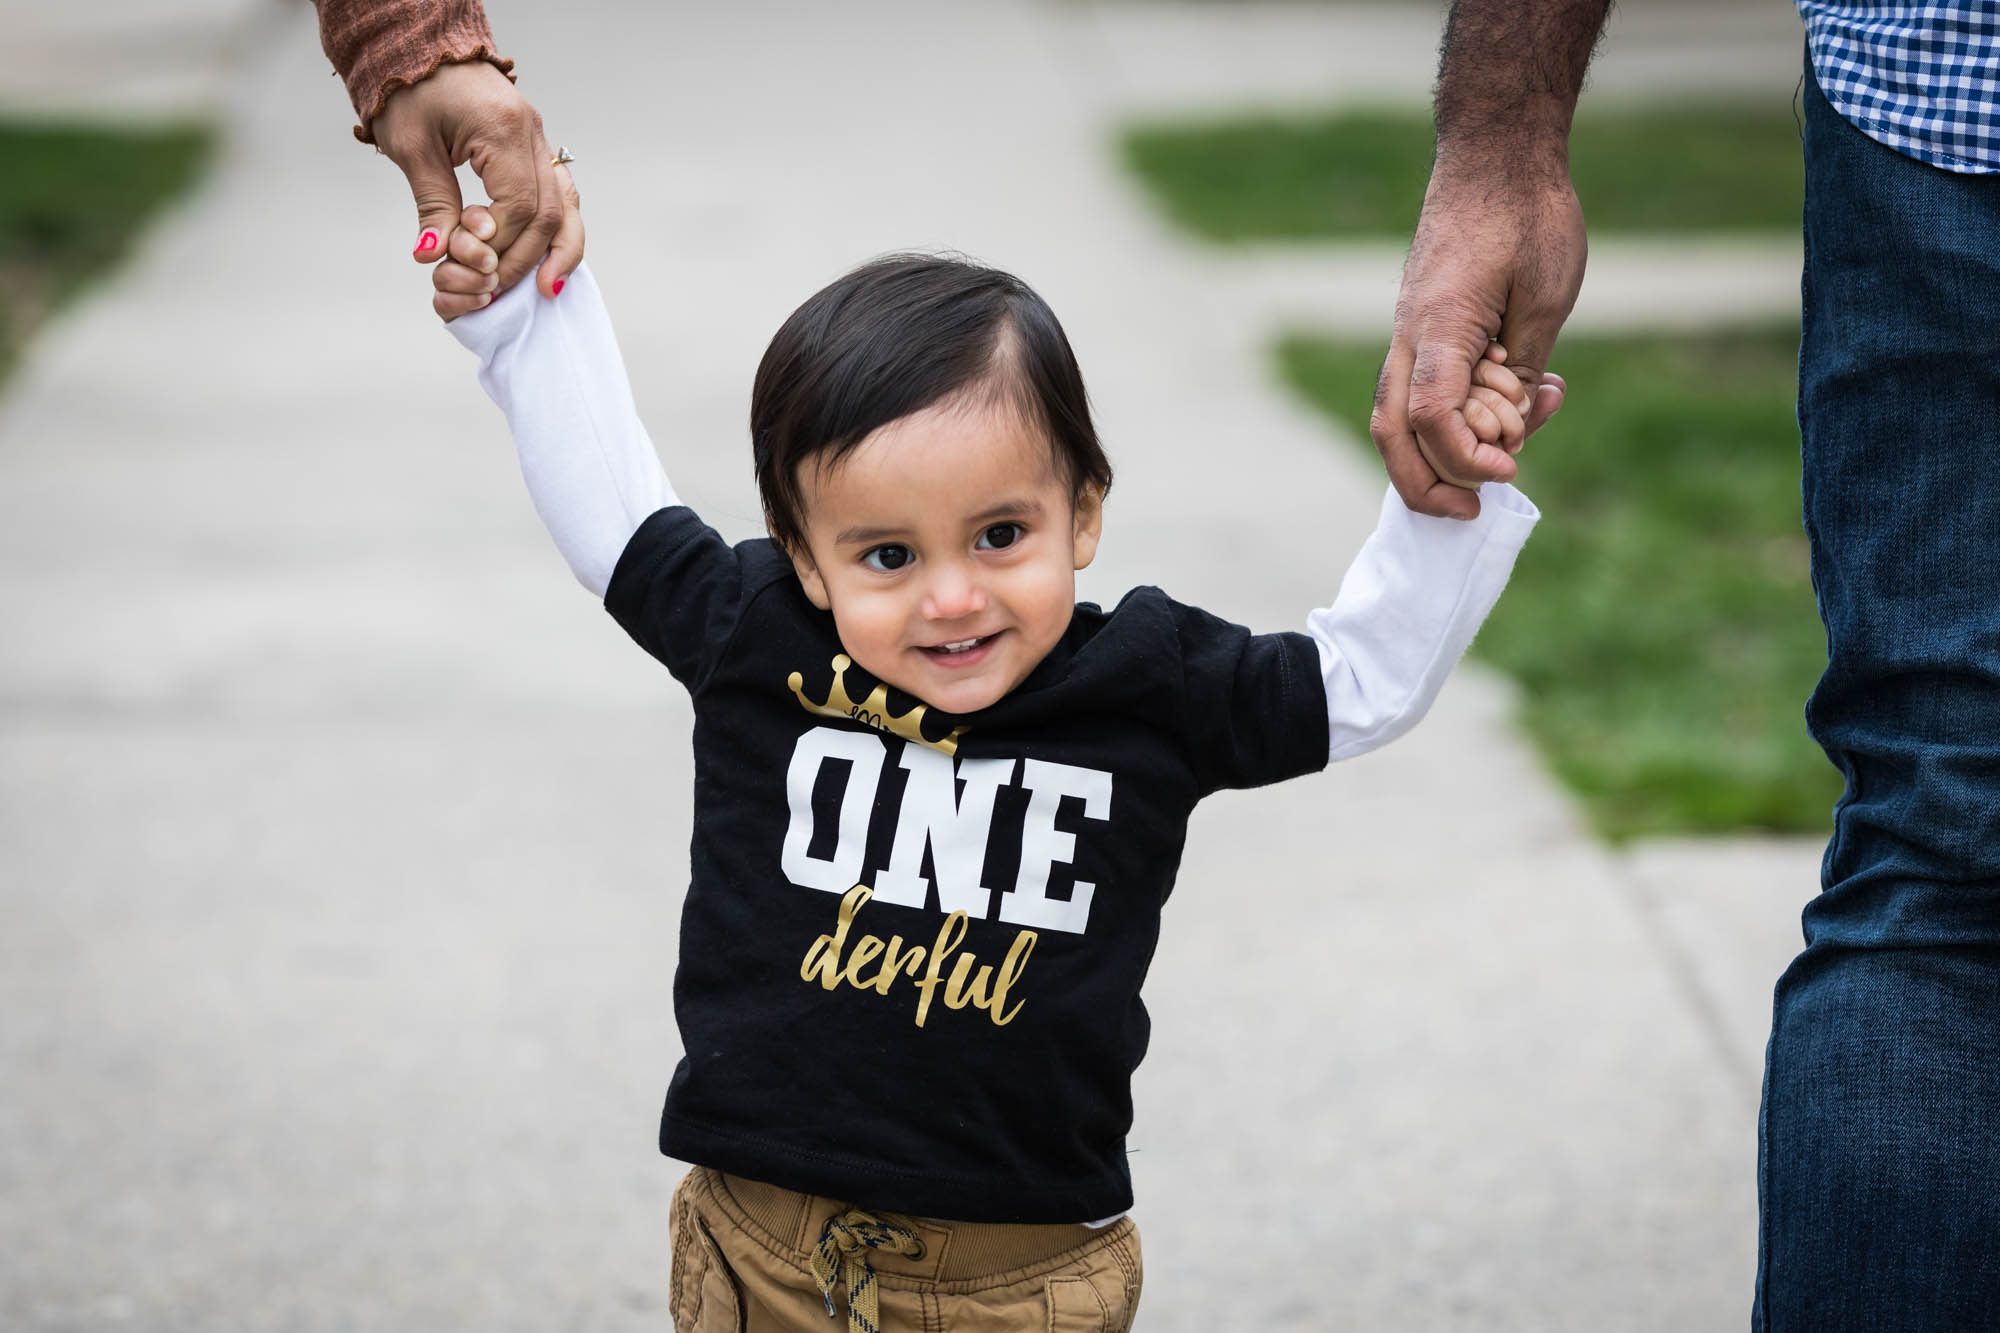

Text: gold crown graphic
xmin=788 ymin=654 xmax=968 ymax=758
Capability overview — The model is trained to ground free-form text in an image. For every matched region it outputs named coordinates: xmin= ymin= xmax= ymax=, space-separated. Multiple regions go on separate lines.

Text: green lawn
xmin=1277 ymin=328 xmax=1841 ymax=842
xmin=1122 ymin=103 xmax=1804 ymax=241
xmin=1 ymin=121 xmax=214 ymax=384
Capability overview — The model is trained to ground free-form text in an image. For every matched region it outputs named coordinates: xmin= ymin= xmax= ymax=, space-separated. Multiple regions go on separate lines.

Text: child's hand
xmin=431 ymin=205 xmax=503 ymax=322
xmin=1463 ymin=343 xmax=1565 ymax=456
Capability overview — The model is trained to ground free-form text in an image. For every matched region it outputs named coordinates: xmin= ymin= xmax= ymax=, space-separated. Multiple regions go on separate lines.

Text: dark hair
xmin=751 ymin=253 xmax=1112 ymax=553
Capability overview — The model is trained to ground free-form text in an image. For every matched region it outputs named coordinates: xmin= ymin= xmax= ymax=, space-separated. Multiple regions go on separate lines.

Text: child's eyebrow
xmin=834 ymin=498 xmax=1044 ymax=547
xmin=967 ymin=497 xmax=1044 ymax=526
xmin=835 ymin=523 xmax=908 ymax=547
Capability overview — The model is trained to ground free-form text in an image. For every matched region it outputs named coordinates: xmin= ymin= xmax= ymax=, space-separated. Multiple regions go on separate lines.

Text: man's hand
xmin=1373 ymin=157 xmax=1586 ymax=519
xmin=372 ymin=59 xmax=583 ymax=300
xmin=1374 ymin=0 xmax=1609 ymax=518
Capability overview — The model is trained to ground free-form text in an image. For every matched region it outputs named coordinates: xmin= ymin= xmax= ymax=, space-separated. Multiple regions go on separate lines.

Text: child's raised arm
xmin=1301 ymin=480 xmax=1538 ymax=764
xmin=441 ymin=209 xmax=677 ymax=597
xmin=1297 ymin=351 xmax=1561 ymax=764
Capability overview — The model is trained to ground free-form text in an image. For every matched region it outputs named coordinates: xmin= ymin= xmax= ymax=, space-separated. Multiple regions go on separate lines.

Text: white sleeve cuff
xmin=447 ymin=260 xmax=679 ymax=598
xmin=1307 ymin=481 xmax=1539 ymax=761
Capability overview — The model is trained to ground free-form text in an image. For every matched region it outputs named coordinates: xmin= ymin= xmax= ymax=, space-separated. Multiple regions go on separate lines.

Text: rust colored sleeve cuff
xmin=312 ymin=0 xmax=518 ymax=146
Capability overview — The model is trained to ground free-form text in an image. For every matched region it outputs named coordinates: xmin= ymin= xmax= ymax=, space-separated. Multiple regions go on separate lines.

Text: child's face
xmin=786 ymin=397 xmax=1103 ymax=715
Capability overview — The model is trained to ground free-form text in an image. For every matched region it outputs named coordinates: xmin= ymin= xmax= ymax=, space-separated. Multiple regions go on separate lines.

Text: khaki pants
xmin=669 ymin=1167 xmax=1143 ymax=1332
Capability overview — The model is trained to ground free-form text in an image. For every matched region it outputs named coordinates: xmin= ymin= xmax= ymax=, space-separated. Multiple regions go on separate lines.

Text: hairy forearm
xmin=1434 ymin=0 xmax=1613 ymax=162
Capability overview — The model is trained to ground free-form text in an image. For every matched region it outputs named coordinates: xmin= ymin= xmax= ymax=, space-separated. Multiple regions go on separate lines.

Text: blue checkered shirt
xmin=1796 ymin=3 xmax=2000 ymax=174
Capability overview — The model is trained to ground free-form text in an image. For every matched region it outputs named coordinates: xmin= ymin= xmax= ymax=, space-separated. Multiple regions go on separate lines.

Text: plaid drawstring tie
xmin=810 ymin=1209 xmax=925 ymax=1333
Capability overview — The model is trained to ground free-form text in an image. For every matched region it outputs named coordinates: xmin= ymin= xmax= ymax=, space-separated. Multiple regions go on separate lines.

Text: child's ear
xmin=785 ymin=541 xmax=832 ymax=611
xmin=1070 ymin=486 xmax=1104 ymax=572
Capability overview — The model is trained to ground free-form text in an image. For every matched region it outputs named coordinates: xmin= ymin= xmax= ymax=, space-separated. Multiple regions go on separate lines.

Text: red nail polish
xmin=551 ymin=277 xmax=565 ymax=297
xmin=414 ymin=229 xmax=439 ymax=255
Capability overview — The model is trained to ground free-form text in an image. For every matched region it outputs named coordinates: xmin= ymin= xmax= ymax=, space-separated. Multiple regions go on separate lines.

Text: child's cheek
xmin=1017 ymin=557 xmax=1075 ymax=642
xmin=834 ymin=584 xmax=911 ymax=673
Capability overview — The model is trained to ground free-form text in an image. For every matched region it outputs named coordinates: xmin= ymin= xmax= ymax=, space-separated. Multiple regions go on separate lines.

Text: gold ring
xmin=551 ymin=147 xmax=575 ymax=167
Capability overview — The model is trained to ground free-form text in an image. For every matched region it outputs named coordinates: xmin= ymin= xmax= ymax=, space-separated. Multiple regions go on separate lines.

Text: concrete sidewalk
xmin=0 ymin=0 xmax=289 ymax=121
xmin=1 ymin=3 xmax=1819 ymax=1329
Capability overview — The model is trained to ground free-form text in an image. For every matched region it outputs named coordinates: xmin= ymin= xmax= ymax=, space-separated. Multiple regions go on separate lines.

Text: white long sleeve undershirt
xmin=448 ymin=261 xmax=1539 ymax=763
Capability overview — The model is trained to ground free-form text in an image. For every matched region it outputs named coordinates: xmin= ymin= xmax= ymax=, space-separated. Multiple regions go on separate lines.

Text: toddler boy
xmin=435 ymin=204 xmax=1550 ymax=1331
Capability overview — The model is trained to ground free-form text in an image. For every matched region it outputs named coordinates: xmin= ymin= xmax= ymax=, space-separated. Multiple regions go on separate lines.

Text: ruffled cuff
xmin=313 ymin=0 xmax=517 ymax=145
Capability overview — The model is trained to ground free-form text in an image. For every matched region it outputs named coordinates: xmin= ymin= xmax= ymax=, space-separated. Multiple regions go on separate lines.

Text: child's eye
xmin=978 ymin=523 xmax=1022 ymax=551
xmin=861 ymin=544 xmax=911 ymax=572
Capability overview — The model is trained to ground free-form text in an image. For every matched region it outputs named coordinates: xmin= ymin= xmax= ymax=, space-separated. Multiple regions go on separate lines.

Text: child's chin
xmin=923 ymin=678 xmax=1005 ymax=715
xmin=863 ymin=661 xmax=1002 ymax=716
xmin=919 ymin=666 xmax=1019 ymax=716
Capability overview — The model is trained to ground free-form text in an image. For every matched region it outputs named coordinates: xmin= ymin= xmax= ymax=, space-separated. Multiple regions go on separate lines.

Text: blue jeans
xmin=1755 ymin=64 xmax=2000 ymax=1329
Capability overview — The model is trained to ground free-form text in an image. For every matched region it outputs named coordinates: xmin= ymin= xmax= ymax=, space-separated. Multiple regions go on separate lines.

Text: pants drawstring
xmin=810 ymin=1209 xmax=925 ymax=1333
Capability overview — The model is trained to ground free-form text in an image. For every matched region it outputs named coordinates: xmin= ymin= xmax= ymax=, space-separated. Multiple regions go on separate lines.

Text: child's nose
xmin=921 ymin=562 xmax=987 ymax=621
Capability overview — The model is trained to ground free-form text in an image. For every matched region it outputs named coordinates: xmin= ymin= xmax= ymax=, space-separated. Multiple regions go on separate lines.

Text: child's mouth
xmin=920 ymin=633 xmax=1000 ymax=665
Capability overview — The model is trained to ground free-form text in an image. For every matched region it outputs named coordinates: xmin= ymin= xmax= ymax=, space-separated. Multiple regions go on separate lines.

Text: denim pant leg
xmin=1754 ymin=66 xmax=2000 ymax=1330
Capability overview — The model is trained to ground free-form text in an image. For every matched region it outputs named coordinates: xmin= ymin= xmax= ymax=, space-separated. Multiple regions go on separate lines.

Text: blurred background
xmin=2 ymin=1 xmax=1817 ymax=1328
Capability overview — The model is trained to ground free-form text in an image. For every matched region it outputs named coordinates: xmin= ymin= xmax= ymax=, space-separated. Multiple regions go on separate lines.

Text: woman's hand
xmin=373 ymin=60 xmax=584 ymax=301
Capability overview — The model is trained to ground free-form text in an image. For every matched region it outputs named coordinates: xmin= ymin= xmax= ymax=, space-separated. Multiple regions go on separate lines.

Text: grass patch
xmin=0 ymin=120 xmax=215 ymax=385
xmin=1122 ymin=103 xmax=1803 ymax=242
xmin=1277 ymin=327 xmax=1841 ymax=842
